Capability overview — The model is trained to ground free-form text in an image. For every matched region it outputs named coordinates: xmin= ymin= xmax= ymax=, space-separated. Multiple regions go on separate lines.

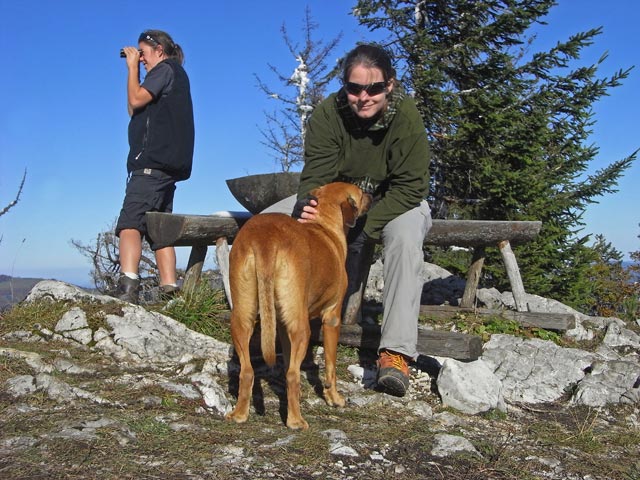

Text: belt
xmin=130 ymin=168 xmax=172 ymax=179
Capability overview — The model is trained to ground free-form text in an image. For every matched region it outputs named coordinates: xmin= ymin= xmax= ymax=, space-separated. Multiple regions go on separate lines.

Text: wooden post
xmin=215 ymin=237 xmax=232 ymax=309
xmin=499 ymin=240 xmax=528 ymax=312
xmin=460 ymin=247 xmax=486 ymax=309
xmin=183 ymin=245 xmax=207 ymax=294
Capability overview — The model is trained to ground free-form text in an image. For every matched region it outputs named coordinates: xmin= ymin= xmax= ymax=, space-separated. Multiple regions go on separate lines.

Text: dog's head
xmin=311 ymin=182 xmax=372 ymax=228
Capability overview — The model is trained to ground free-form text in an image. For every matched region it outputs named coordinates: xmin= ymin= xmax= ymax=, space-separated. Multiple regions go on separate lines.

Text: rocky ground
xmin=0 ymin=280 xmax=639 ymax=479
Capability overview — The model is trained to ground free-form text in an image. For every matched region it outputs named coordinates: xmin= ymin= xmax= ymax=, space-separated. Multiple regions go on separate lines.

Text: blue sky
xmin=1 ymin=0 xmax=638 ymax=287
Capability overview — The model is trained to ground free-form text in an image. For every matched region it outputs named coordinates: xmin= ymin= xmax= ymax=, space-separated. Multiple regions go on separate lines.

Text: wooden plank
xmin=426 ymin=219 xmax=541 ymax=247
xmin=146 ymin=212 xmax=541 ymax=249
xmin=311 ymin=322 xmax=483 ymax=361
xmin=419 ymin=305 xmax=575 ymax=331
xmin=145 ymin=211 xmax=252 ymax=247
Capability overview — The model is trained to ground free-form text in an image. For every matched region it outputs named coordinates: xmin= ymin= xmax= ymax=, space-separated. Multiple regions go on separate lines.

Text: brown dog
xmin=225 ymin=182 xmax=371 ymax=430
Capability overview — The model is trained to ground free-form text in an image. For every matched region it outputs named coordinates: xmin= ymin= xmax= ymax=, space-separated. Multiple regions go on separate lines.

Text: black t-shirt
xmin=140 ymin=62 xmax=173 ymax=99
xmin=127 ymin=59 xmax=194 ymax=181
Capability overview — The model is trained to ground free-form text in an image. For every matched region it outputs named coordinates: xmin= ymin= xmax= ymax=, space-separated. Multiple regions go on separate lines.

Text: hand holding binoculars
xmin=120 ymin=49 xmax=143 ymax=58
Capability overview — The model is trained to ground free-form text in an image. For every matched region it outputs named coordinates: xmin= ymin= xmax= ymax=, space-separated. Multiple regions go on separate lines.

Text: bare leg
xmin=119 ymin=229 xmax=142 ymax=274
xmin=155 ymin=246 xmax=177 ymax=285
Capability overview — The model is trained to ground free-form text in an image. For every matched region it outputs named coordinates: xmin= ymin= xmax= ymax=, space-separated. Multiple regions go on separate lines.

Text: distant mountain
xmin=0 ymin=275 xmax=48 ymax=310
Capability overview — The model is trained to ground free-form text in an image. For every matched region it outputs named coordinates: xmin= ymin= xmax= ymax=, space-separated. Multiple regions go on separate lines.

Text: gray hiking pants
xmin=262 ymin=196 xmax=432 ymax=360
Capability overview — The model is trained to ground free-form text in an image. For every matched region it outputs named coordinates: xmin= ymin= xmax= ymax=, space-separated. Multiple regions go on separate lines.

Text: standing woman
xmin=268 ymin=43 xmax=432 ymax=397
xmin=115 ymin=30 xmax=194 ymax=304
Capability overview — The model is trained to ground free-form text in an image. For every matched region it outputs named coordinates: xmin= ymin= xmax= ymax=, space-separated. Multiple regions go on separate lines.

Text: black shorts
xmin=115 ymin=169 xmax=176 ymax=250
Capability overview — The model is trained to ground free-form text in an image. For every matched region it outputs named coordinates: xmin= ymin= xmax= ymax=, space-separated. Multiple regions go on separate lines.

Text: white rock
xmin=5 ymin=375 xmax=37 ymax=397
xmin=431 ymin=433 xmax=480 ymax=458
xmin=482 ymin=335 xmax=595 ymax=404
xmin=407 ymin=400 xmax=433 ymax=418
xmin=55 ymin=307 xmax=89 ymax=332
xmin=437 ymin=358 xmax=506 ymax=414
xmin=321 ymin=429 xmax=359 ymax=457
xmin=25 ymin=280 xmax=116 ymax=304
xmin=191 ymin=372 xmax=232 ymax=415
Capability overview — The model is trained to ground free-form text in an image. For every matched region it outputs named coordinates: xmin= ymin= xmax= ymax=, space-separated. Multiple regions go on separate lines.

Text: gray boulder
xmin=437 ymin=358 xmax=506 ymax=414
xmin=482 ymin=334 xmax=595 ymax=404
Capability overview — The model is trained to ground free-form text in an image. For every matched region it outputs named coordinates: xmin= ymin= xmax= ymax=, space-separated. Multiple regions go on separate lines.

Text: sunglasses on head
xmin=345 ymin=81 xmax=388 ymax=96
xmin=138 ymin=33 xmax=159 ymax=46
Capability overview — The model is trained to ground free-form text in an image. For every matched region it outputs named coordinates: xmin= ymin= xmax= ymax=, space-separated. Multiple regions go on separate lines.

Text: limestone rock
xmin=482 ymin=334 xmax=595 ymax=404
xmin=437 ymin=358 xmax=506 ymax=414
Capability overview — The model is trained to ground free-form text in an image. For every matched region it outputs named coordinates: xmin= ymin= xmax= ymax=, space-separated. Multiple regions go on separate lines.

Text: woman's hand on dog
xmin=292 ymin=195 xmax=318 ymax=223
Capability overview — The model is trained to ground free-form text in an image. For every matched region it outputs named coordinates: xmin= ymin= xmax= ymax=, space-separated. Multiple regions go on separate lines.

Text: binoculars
xmin=120 ymin=49 xmax=143 ymax=58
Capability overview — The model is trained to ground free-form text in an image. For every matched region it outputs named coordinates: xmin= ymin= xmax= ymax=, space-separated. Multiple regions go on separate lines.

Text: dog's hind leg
xmin=225 ymin=308 xmax=256 ymax=424
xmin=282 ymin=309 xmax=311 ymax=430
xmin=226 ymin=259 xmax=258 ymax=425
xmin=276 ymin=322 xmax=291 ymax=373
xmin=321 ymin=308 xmax=346 ymax=408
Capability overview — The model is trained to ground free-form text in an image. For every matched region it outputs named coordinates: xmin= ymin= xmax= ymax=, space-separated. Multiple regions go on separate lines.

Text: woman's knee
xmin=382 ymin=210 xmax=430 ymax=248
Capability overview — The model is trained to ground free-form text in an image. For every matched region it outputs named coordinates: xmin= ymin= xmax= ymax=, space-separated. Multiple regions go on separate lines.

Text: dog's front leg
xmin=321 ymin=315 xmax=346 ymax=408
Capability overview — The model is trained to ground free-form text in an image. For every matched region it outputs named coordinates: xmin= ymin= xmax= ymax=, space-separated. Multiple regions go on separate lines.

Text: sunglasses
xmin=345 ymin=81 xmax=388 ymax=96
xmin=138 ymin=33 xmax=159 ymax=46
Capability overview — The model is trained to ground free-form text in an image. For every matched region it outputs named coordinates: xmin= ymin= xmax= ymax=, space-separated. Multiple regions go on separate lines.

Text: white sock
xmin=123 ymin=272 xmax=139 ymax=280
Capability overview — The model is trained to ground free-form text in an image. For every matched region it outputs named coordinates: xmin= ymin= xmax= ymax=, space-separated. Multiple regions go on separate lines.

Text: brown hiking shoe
xmin=116 ymin=276 xmax=140 ymax=304
xmin=377 ymin=350 xmax=410 ymax=397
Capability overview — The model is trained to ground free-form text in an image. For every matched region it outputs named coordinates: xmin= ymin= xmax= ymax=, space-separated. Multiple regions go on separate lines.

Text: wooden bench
xmin=148 ymin=212 xmax=541 ymax=309
xmin=147 ymin=211 xmax=573 ymax=361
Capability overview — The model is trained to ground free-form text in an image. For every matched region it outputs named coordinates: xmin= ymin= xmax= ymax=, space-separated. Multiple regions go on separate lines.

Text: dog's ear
xmin=341 ymin=195 xmax=359 ymax=228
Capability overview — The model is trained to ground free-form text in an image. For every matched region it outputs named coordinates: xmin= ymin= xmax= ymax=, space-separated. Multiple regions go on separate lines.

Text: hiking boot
xmin=377 ymin=350 xmax=410 ymax=397
xmin=116 ymin=276 xmax=140 ymax=304
xmin=159 ymin=284 xmax=180 ymax=301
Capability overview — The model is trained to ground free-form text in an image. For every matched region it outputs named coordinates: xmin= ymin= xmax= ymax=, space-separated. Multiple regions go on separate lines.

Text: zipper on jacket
xmin=134 ymin=115 xmax=150 ymax=160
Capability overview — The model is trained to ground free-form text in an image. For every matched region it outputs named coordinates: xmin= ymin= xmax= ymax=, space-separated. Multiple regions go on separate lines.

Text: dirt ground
xmin=2 ymin=328 xmax=639 ymax=480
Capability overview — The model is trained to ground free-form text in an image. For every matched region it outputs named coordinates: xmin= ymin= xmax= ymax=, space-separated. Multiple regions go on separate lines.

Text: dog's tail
xmin=256 ymin=249 xmax=277 ymax=366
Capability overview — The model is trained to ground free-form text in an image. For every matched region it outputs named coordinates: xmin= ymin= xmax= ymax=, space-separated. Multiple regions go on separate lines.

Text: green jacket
xmin=298 ymin=85 xmax=431 ymax=240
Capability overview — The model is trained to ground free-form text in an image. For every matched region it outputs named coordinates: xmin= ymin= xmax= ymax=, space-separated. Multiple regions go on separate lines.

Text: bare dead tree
xmin=255 ymin=6 xmax=343 ymax=171
xmin=0 ymin=169 xmax=27 ymax=218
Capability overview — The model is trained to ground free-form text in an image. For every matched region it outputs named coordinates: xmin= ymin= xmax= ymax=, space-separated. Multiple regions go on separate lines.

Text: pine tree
xmin=581 ymin=234 xmax=634 ymax=318
xmin=353 ymin=0 xmax=637 ymax=304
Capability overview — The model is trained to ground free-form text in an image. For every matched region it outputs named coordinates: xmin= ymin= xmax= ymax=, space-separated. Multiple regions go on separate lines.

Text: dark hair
xmin=138 ymin=29 xmax=185 ymax=65
xmin=341 ymin=44 xmax=396 ymax=84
